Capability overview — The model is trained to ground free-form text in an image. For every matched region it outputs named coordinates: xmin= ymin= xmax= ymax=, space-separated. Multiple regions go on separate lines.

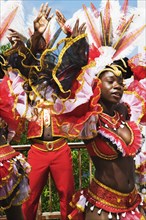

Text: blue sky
xmin=23 ymin=0 xmax=137 ymax=20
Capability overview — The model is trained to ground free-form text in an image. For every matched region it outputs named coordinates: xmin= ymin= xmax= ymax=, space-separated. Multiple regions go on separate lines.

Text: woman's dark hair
xmin=113 ymin=57 xmax=133 ymax=79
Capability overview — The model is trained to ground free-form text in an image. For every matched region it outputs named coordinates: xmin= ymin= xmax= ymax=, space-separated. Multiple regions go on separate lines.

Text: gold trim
xmin=91 ymin=140 xmax=118 ymax=160
xmin=93 ymin=177 xmax=136 ymax=196
xmin=0 ymin=150 xmax=16 ymax=158
xmin=0 ymin=144 xmax=9 ymax=148
xmin=123 ymin=90 xmax=145 ymax=124
xmin=32 ymin=138 xmax=66 ymax=152
xmin=88 ymin=189 xmax=127 ymax=209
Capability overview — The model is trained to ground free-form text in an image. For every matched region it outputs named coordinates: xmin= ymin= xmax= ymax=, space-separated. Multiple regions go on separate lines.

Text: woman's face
xmin=99 ymin=71 xmax=124 ymax=104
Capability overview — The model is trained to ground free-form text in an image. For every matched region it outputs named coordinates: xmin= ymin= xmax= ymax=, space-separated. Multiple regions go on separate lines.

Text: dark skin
xmin=85 ymin=71 xmax=141 ymax=220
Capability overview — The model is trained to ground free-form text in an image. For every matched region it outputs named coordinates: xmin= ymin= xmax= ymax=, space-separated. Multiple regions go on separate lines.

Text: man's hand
xmin=56 ymin=10 xmax=86 ymax=37
xmin=72 ymin=19 xmax=86 ymax=38
xmin=55 ymin=10 xmax=68 ymax=34
xmin=34 ymin=3 xmax=53 ymax=35
xmin=7 ymin=29 xmax=27 ymax=50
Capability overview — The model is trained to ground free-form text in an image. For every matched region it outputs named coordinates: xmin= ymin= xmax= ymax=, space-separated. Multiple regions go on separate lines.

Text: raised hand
xmin=72 ymin=19 xmax=86 ymax=38
xmin=34 ymin=3 xmax=53 ymax=35
xmin=7 ymin=29 xmax=27 ymax=49
xmin=55 ymin=10 xmax=68 ymax=34
xmin=56 ymin=10 xmax=86 ymax=37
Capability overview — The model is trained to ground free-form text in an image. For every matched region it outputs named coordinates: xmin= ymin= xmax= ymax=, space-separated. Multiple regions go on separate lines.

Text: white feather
xmin=0 ymin=0 xmax=26 ymax=45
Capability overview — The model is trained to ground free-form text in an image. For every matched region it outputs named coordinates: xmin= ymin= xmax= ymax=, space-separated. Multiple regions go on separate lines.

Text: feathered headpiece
xmin=65 ymin=0 xmax=146 ymax=77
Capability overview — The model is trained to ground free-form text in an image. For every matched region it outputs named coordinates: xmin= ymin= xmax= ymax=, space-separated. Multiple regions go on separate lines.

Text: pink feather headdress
xmin=65 ymin=0 xmax=146 ymax=77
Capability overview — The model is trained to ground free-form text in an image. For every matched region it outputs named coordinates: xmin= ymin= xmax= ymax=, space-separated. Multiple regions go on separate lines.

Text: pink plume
xmin=113 ymin=24 xmax=146 ymax=59
xmin=83 ymin=4 xmax=102 ymax=48
xmin=117 ymin=14 xmax=134 ymax=37
xmin=0 ymin=7 xmax=18 ymax=40
xmin=90 ymin=2 xmax=100 ymax=18
xmin=121 ymin=0 xmax=129 ymax=15
xmin=100 ymin=0 xmax=111 ymax=46
xmin=103 ymin=0 xmax=111 ymax=31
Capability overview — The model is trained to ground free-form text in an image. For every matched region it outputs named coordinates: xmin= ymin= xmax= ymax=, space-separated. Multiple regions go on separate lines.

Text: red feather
xmin=113 ymin=24 xmax=146 ymax=58
xmin=101 ymin=0 xmax=111 ymax=45
xmin=103 ymin=0 xmax=111 ymax=31
xmin=83 ymin=4 xmax=102 ymax=48
xmin=90 ymin=2 xmax=100 ymax=18
xmin=121 ymin=0 xmax=129 ymax=15
xmin=117 ymin=14 xmax=134 ymax=37
xmin=0 ymin=7 xmax=18 ymax=40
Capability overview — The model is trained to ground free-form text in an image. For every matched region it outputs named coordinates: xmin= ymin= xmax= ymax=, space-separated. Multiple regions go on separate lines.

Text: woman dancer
xmin=0 ymin=57 xmax=31 ymax=220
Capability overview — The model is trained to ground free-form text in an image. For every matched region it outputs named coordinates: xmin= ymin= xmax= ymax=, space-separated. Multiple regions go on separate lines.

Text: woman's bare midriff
xmin=85 ymin=156 xmax=136 ymax=220
xmin=92 ymin=156 xmax=135 ymax=193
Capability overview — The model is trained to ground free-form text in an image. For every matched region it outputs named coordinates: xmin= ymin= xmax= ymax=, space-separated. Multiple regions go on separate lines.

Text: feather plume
xmin=113 ymin=24 xmax=146 ymax=59
xmin=116 ymin=14 xmax=133 ymax=36
xmin=65 ymin=8 xmax=85 ymax=31
xmin=28 ymin=28 xmax=33 ymax=37
xmin=101 ymin=0 xmax=121 ymax=44
xmin=103 ymin=0 xmax=110 ymax=31
xmin=90 ymin=2 xmax=100 ymax=18
xmin=0 ymin=7 xmax=18 ymax=40
xmin=100 ymin=0 xmax=111 ymax=45
xmin=114 ymin=14 xmax=134 ymax=49
xmin=0 ymin=0 xmax=25 ymax=45
xmin=44 ymin=26 xmax=51 ymax=46
xmin=83 ymin=4 xmax=102 ymax=48
xmin=121 ymin=0 xmax=129 ymax=15
xmin=63 ymin=0 xmax=145 ymax=70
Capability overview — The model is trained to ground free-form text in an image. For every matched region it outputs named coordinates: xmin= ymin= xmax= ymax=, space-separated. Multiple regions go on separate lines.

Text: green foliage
xmin=0 ymin=44 xmax=11 ymax=54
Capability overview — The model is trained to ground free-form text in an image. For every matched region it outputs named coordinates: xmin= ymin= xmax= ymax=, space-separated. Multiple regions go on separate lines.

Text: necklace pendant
xmin=113 ymin=128 xmax=116 ymax=131
xmin=120 ymin=124 xmax=125 ymax=128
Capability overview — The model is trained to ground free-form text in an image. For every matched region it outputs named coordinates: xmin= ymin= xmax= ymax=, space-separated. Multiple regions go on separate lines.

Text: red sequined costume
xmin=66 ymin=107 xmax=145 ymax=219
xmin=0 ymin=75 xmax=31 ymax=211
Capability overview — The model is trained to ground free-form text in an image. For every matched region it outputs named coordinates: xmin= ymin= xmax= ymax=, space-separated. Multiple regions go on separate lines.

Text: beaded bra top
xmin=85 ymin=111 xmax=142 ymax=160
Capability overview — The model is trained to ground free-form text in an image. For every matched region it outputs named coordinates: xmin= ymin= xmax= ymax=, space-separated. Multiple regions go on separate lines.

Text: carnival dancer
xmin=3 ymin=3 xmax=88 ymax=220
xmin=0 ymin=3 xmax=31 ymax=219
xmin=34 ymin=1 xmax=145 ymax=219
xmin=0 ymin=56 xmax=31 ymax=220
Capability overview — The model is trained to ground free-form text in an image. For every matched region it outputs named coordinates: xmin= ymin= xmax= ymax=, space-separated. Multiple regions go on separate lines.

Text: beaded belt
xmin=32 ymin=138 xmax=67 ymax=152
xmin=86 ymin=177 xmax=141 ymax=213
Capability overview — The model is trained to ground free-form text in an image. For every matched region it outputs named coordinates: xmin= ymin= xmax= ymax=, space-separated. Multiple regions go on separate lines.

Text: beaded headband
xmin=97 ymin=60 xmax=127 ymax=77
